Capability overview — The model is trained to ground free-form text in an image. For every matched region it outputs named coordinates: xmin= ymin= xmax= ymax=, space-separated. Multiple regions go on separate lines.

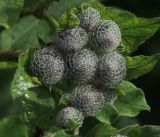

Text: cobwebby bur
xmin=56 ymin=107 xmax=84 ymax=129
xmin=98 ymin=52 xmax=126 ymax=87
xmin=57 ymin=26 xmax=88 ymax=52
xmin=70 ymin=85 xmax=105 ymax=116
xmin=68 ymin=48 xmax=98 ymax=84
xmin=30 ymin=46 xmax=65 ymax=86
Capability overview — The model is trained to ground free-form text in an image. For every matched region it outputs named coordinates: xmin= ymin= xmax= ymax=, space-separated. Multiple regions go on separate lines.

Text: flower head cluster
xmin=30 ymin=7 xmax=126 ymax=130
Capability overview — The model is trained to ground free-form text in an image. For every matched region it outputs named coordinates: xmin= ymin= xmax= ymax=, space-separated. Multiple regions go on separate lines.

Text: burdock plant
xmin=8 ymin=1 xmax=160 ymax=137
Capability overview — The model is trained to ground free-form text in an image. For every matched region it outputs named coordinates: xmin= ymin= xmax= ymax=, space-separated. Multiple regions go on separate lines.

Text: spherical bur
xmin=57 ymin=26 xmax=88 ymax=52
xmin=78 ymin=7 xmax=101 ymax=32
xmin=69 ymin=49 xmax=98 ymax=84
xmin=91 ymin=20 xmax=121 ymax=52
xmin=71 ymin=85 xmax=105 ymax=116
xmin=30 ymin=47 xmax=64 ymax=86
xmin=56 ymin=107 xmax=84 ymax=129
xmin=98 ymin=52 xmax=126 ymax=87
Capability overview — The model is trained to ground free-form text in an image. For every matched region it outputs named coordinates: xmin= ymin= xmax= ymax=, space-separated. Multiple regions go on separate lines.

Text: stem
xmin=0 ymin=51 xmax=22 ymax=62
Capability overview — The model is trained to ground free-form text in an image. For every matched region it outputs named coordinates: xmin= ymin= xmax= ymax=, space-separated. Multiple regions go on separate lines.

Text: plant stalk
xmin=0 ymin=51 xmax=22 ymax=62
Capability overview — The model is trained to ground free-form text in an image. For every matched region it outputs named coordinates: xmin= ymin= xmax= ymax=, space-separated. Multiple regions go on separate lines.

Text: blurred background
xmin=0 ymin=0 xmax=160 ymax=128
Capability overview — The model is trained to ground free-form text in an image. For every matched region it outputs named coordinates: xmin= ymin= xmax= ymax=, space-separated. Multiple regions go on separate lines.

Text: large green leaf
xmin=43 ymin=127 xmax=70 ymax=137
xmin=11 ymin=51 xmax=55 ymax=129
xmin=85 ymin=123 xmax=117 ymax=137
xmin=114 ymin=81 xmax=150 ymax=117
xmin=119 ymin=124 xmax=160 ymax=137
xmin=121 ymin=17 xmax=160 ymax=55
xmin=0 ymin=15 xmax=53 ymax=50
xmin=0 ymin=0 xmax=24 ymax=29
xmin=95 ymin=104 xmax=119 ymax=124
xmin=88 ymin=2 xmax=160 ymax=55
xmin=20 ymin=86 xmax=55 ymax=129
xmin=126 ymin=54 xmax=160 ymax=80
xmin=0 ymin=116 xmax=30 ymax=137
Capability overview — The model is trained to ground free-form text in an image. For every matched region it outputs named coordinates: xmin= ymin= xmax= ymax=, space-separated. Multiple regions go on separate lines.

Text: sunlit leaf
xmin=11 ymin=51 xmax=55 ymax=129
xmin=114 ymin=81 xmax=150 ymax=117
xmin=126 ymin=54 xmax=160 ymax=80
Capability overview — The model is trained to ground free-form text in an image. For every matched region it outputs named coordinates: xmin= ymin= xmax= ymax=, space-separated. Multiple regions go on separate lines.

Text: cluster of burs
xmin=30 ymin=7 xmax=126 ymax=136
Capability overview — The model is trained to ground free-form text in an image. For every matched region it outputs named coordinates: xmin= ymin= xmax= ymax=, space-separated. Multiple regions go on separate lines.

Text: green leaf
xmin=85 ymin=123 xmax=117 ymax=137
xmin=0 ymin=0 xmax=24 ymax=29
xmin=44 ymin=126 xmax=70 ymax=137
xmin=58 ymin=93 xmax=71 ymax=106
xmin=114 ymin=81 xmax=150 ymax=117
xmin=11 ymin=52 xmax=34 ymax=100
xmin=88 ymin=2 xmax=160 ymax=55
xmin=88 ymin=2 xmax=136 ymax=21
xmin=126 ymin=54 xmax=160 ymax=80
xmin=119 ymin=125 xmax=160 ymax=137
xmin=59 ymin=8 xmax=80 ymax=29
xmin=0 ymin=15 xmax=54 ymax=50
xmin=68 ymin=117 xmax=82 ymax=136
xmin=11 ymin=51 xmax=55 ymax=129
xmin=45 ymin=0 xmax=97 ymax=29
xmin=0 ymin=116 xmax=30 ymax=137
xmin=0 ymin=62 xmax=17 ymax=69
xmin=46 ymin=0 xmax=96 ymax=21
xmin=121 ymin=17 xmax=160 ymax=55
xmin=21 ymin=86 xmax=55 ymax=129
xmin=113 ymin=117 xmax=138 ymax=129
xmin=46 ymin=8 xmax=80 ymax=30
xmin=95 ymin=104 xmax=119 ymax=124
